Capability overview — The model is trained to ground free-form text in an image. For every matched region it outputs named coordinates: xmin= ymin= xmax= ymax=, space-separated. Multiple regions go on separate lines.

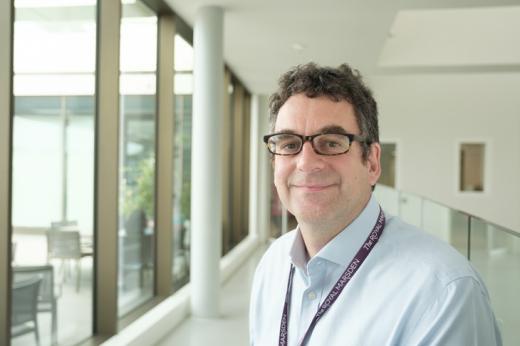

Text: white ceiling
xmin=165 ymin=0 xmax=520 ymax=95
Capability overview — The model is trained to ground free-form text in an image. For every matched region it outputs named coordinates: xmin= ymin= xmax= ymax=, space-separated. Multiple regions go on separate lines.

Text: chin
xmin=292 ymin=205 xmax=332 ymax=224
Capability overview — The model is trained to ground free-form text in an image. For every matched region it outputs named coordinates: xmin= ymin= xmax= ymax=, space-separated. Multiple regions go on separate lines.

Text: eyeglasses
xmin=263 ymin=132 xmax=368 ymax=156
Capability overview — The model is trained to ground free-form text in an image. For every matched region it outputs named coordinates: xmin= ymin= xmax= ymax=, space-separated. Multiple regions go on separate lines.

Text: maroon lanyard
xmin=279 ymin=207 xmax=385 ymax=346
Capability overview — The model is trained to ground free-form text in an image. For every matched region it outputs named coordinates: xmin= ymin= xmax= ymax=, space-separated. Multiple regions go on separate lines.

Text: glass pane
xmin=421 ymin=200 xmax=450 ymax=242
xmin=398 ymin=192 xmax=422 ymax=228
xmin=470 ymin=219 xmax=520 ymax=345
xmin=118 ymin=1 xmax=157 ymax=317
xmin=11 ymin=1 xmax=96 ymax=345
xmin=222 ymin=83 xmax=250 ymax=254
xmin=422 ymin=200 xmax=468 ymax=256
xmin=374 ymin=184 xmax=399 ymax=216
xmin=447 ymin=209 xmax=469 ymax=256
xmin=172 ymin=34 xmax=193 ymax=292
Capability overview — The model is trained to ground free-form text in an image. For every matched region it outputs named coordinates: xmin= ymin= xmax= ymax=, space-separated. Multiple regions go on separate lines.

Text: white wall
xmin=370 ymin=73 xmax=520 ymax=233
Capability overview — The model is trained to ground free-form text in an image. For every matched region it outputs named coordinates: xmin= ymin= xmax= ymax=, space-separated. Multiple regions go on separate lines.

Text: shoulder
xmin=372 ymin=214 xmax=501 ymax=344
xmin=379 ymin=213 xmax=484 ymax=289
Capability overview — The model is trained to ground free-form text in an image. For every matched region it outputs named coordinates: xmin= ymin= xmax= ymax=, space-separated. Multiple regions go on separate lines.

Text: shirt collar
xmin=289 ymin=194 xmax=380 ymax=269
xmin=289 ymin=229 xmax=309 ymax=271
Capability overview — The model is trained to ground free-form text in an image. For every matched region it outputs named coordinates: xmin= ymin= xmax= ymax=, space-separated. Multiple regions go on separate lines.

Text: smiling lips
xmin=291 ymin=183 xmax=335 ymax=192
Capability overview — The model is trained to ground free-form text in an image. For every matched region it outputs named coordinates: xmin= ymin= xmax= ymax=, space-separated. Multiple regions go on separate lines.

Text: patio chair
xmin=50 ymin=220 xmax=78 ymax=230
xmin=13 ymin=265 xmax=58 ymax=345
xmin=11 ymin=276 xmax=41 ymax=345
xmin=46 ymin=229 xmax=88 ymax=292
xmin=51 ymin=220 xmax=94 ymax=257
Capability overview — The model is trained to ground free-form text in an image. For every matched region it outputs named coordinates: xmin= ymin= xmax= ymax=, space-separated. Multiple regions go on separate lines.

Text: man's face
xmin=273 ymin=94 xmax=381 ymax=228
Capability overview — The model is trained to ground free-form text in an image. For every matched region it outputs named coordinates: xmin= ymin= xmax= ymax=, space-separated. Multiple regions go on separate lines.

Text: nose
xmin=296 ymin=141 xmax=325 ymax=172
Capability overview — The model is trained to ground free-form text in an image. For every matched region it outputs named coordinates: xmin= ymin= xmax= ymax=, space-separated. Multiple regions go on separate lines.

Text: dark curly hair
xmin=269 ymin=62 xmax=379 ymax=160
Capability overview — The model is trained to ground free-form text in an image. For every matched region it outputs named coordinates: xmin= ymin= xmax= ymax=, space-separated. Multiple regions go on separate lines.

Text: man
xmin=249 ymin=63 xmax=502 ymax=346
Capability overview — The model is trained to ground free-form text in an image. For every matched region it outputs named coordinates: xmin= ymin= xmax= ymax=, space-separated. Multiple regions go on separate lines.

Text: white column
xmin=257 ymin=95 xmax=271 ymax=243
xmin=191 ymin=6 xmax=224 ymax=318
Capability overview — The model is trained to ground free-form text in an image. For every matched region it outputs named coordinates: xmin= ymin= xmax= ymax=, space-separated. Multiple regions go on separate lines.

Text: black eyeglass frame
xmin=263 ymin=132 xmax=369 ymax=156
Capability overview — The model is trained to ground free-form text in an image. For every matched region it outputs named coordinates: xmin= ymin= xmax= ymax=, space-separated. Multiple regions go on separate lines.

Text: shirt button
xmin=308 ymin=291 xmax=316 ymax=300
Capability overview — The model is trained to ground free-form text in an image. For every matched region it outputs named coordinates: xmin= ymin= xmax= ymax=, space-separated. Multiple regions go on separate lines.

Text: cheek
xmin=273 ymin=166 xmax=285 ymax=189
xmin=273 ymin=159 xmax=290 ymax=190
xmin=336 ymin=163 xmax=367 ymax=190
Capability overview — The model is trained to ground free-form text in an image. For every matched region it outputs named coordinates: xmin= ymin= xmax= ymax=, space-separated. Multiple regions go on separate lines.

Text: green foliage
xmin=123 ymin=157 xmax=155 ymax=219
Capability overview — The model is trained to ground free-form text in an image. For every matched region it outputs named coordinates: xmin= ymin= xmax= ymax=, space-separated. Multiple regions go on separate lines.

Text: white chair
xmin=46 ymin=230 xmax=88 ymax=292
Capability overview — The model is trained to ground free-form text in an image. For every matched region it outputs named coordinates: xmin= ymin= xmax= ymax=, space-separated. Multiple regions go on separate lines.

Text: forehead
xmin=274 ymin=94 xmax=358 ymax=134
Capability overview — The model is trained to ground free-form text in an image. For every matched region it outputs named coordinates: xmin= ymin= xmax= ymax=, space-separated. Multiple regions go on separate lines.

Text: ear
xmin=366 ymin=143 xmax=382 ymax=186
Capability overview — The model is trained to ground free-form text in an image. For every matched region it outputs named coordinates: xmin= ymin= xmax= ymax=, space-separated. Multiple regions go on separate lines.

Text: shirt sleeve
xmin=405 ymin=276 xmax=502 ymax=346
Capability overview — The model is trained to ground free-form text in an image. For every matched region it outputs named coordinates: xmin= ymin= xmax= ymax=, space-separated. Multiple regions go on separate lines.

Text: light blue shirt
xmin=250 ymin=195 xmax=502 ymax=345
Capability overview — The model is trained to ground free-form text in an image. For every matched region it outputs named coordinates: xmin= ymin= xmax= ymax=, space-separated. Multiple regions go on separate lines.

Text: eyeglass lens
xmin=268 ymin=134 xmax=351 ymax=155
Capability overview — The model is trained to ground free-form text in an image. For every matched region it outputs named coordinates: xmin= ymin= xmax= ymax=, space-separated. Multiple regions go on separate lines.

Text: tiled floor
xmin=155 ymin=245 xmax=267 ymax=346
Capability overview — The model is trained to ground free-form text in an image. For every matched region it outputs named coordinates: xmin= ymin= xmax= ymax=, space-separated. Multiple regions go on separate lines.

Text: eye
xmin=315 ymin=134 xmax=349 ymax=153
xmin=280 ymin=141 xmax=299 ymax=150
xmin=325 ymin=140 xmax=341 ymax=148
xmin=270 ymin=134 xmax=301 ymax=154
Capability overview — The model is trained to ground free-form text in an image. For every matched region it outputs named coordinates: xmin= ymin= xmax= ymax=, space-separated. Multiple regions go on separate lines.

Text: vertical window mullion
xmin=0 ymin=0 xmax=14 ymax=344
xmin=95 ymin=0 xmax=121 ymax=336
xmin=155 ymin=13 xmax=175 ymax=296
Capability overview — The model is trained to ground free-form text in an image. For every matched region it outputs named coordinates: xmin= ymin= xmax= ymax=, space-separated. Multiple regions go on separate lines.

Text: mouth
xmin=291 ymin=184 xmax=335 ymax=192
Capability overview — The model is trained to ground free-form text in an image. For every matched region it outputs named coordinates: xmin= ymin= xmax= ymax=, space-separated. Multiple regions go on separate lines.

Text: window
xmin=118 ymin=0 xmax=157 ymax=317
xmin=459 ymin=143 xmax=485 ymax=192
xmin=11 ymin=1 xmax=96 ymax=344
xmin=172 ymin=34 xmax=193 ymax=291
xmin=223 ymin=75 xmax=251 ymax=254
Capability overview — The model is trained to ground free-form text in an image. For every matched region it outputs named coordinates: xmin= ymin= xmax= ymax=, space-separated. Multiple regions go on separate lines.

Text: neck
xmin=299 ymin=196 xmax=371 ymax=258
xmin=299 ymin=221 xmax=345 ymax=258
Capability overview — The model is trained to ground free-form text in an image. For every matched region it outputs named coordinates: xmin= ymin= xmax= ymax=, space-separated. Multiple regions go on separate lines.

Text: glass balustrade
xmin=375 ymin=183 xmax=519 ymax=344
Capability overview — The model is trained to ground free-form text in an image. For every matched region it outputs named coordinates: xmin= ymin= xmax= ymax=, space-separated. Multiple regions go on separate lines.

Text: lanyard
xmin=279 ymin=207 xmax=386 ymax=346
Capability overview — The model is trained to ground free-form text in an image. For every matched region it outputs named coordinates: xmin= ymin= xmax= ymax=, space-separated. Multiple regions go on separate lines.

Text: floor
xmin=155 ymin=245 xmax=267 ymax=346
xmin=11 ymin=255 xmax=94 ymax=346
xmin=11 ymin=233 xmax=158 ymax=346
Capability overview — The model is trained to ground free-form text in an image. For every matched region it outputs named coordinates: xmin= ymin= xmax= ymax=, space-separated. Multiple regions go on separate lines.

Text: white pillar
xmin=191 ymin=6 xmax=224 ymax=318
xmin=257 ymin=95 xmax=271 ymax=243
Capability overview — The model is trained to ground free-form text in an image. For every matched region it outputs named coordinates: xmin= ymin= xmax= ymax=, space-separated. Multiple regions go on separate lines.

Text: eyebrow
xmin=275 ymin=125 xmax=349 ymax=135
